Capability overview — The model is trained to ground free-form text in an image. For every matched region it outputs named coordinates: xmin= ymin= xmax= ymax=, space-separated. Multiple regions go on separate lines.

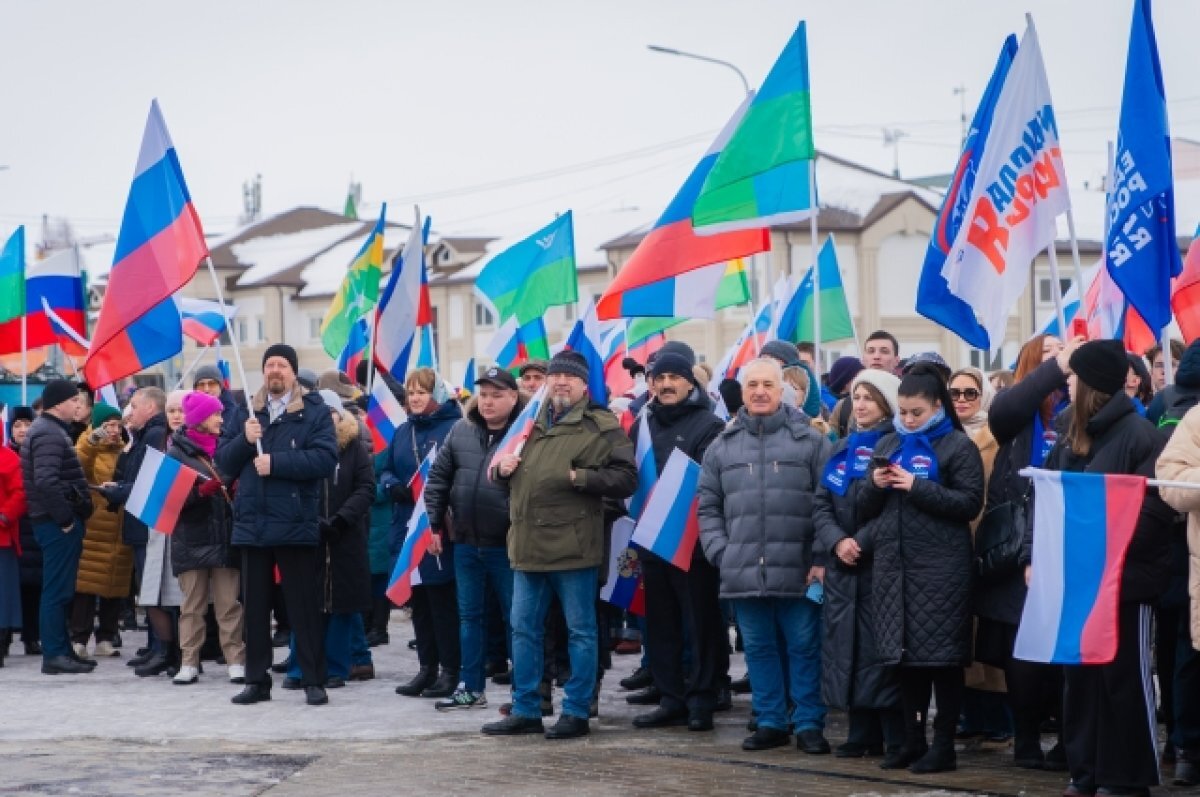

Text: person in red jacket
xmin=0 ymin=437 xmax=29 ymax=666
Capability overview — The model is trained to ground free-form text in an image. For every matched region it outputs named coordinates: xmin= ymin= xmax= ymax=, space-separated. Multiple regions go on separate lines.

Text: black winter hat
xmin=193 ymin=364 xmax=224 ymax=388
xmin=827 ymin=356 xmax=865 ymax=394
xmin=9 ymin=405 xmax=34 ymax=424
xmin=41 ymin=379 xmax=78 ymax=411
xmin=761 ymin=340 xmax=801 ymax=368
xmin=649 ymin=352 xmax=697 ymax=385
xmin=1069 ymin=339 xmax=1127 ymax=395
xmin=658 ymin=340 xmax=696 ymax=366
xmin=262 ymin=343 xmax=299 ymax=375
xmin=1177 ymin=340 xmax=1200 ymax=389
xmin=547 ymin=350 xmax=589 ymax=381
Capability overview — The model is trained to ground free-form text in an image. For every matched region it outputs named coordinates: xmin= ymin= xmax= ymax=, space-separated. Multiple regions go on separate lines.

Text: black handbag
xmin=974 ymin=486 xmax=1029 ymax=582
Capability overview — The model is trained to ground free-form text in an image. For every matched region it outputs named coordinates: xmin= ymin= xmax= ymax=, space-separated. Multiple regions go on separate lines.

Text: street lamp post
xmin=646 ymin=45 xmax=751 ymax=96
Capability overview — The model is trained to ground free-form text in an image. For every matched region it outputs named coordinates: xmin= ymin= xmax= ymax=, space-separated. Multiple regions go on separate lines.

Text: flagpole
xmin=809 ymin=162 xmax=822 ymax=373
xmin=1046 ymin=240 xmax=1068 ymax=340
xmin=203 ymin=256 xmax=261 ymax=455
xmin=173 ymin=343 xmax=212 ymax=390
xmin=20 ymin=314 xmax=26 ymax=405
xmin=1063 ymin=208 xmax=1088 ymax=320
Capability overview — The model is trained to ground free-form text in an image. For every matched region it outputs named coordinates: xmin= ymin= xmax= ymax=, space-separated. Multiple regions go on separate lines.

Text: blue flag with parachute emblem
xmin=1104 ymin=0 xmax=1181 ymax=333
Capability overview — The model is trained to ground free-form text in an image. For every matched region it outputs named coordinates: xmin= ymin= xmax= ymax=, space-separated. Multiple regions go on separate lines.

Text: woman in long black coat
xmin=813 ymin=370 xmax=904 ymax=759
xmin=857 ymin=364 xmax=984 ymax=774
xmin=285 ymin=391 xmax=374 ymax=689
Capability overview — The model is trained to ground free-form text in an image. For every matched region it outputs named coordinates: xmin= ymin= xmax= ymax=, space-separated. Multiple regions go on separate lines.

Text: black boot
xmin=910 ymin=736 xmax=957 ymax=774
xmin=395 ymin=666 xmax=437 ymax=696
xmin=880 ymin=713 xmax=928 ymax=770
xmin=420 ymin=669 xmax=458 ymax=698
xmin=1012 ymin=716 xmax=1045 ymax=769
xmin=135 ymin=651 xmax=172 ymax=677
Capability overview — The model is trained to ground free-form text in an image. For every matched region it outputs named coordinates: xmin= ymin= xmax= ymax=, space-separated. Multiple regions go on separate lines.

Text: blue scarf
xmin=891 ymin=410 xmax=954 ymax=482
xmin=1029 ymin=396 xmax=1068 ymax=467
xmin=821 ymin=428 xmax=885 ymax=496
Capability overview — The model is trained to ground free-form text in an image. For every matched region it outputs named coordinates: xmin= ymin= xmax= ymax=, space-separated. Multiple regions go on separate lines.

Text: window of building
xmin=309 ymin=316 xmax=322 ymax=341
xmin=1038 ymin=277 xmax=1073 ymax=305
xmin=969 ymin=349 xmax=1005 ymax=370
xmin=256 ymin=318 xmax=265 ymax=342
xmin=474 ymin=302 xmax=495 ymax=328
xmin=563 ymin=303 xmax=575 ymax=322
xmin=236 ymin=319 xmax=248 ymax=344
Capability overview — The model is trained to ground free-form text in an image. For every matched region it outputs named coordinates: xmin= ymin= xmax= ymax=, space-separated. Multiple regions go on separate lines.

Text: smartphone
xmin=805 ymin=580 xmax=825 ymax=605
xmin=1070 ymin=317 xmax=1089 ymax=340
xmin=869 ymin=455 xmax=892 ymax=471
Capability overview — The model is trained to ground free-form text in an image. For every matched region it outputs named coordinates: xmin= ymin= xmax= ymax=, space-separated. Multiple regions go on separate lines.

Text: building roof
xmin=205 ymin=206 xmax=413 ymax=295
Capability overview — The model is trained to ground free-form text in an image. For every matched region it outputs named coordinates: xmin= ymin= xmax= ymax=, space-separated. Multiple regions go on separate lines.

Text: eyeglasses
xmin=949 ymin=388 xmax=981 ymax=401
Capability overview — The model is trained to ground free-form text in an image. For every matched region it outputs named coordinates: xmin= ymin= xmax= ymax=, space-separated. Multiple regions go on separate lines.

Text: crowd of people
xmin=1 ymin=331 xmax=1199 ymax=796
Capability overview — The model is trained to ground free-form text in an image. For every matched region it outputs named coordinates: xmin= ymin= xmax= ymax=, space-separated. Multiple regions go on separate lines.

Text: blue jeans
xmin=288 ymin=612 xmax=356 ymax=681
xmin=734 ymin=596 xmax=826 ymax=733
xmin=34 ymin=518 xmax=83 ymax=659
xmin=350 ymin=613 xmax=372 ymax=667
xmin=511 ymin=568 xmax=597 ymax=720
xmin=456 ymin=543 xmax=514 ymax=692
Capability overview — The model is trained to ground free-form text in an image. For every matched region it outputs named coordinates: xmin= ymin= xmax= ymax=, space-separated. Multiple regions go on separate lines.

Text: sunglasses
xmin=949 ymin=388 xmax=981 ymax=401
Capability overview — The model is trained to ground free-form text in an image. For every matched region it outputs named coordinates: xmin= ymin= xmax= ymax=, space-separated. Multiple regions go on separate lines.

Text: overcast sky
xmin=1 ymin=0 xmax=1197 ymax=265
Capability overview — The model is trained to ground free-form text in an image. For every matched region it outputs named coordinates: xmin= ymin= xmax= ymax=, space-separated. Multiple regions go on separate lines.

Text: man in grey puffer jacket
xmin=698 ymin=358 xmax=832 ymax=754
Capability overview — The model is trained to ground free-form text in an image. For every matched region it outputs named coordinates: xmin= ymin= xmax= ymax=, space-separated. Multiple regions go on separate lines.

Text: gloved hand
xmin=198 ymin=479 xmax=223 ymax=498
xmin=87 ymin=428 xmax=106 ymax=445
xmin=387 ymin=483 xmax=408 ymax=503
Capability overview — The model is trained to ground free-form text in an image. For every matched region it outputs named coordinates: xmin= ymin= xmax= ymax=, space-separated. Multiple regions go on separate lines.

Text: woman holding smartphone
xmin=857 ymin=364 xmax=984 ymax=774
xmin=813 ymin=369 xmax=904 ymax=761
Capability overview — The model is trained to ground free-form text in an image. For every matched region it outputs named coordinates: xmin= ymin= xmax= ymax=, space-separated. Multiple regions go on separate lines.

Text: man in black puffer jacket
xmin=20 ymin=380 xmax=95 ymax=675
xmin=217 ymin=344 xmax=338 ymax=707
xmin=423 ymin=366 xmax=526 ymax=711
xmin=630 ymin=346 xmax=728 ymax=734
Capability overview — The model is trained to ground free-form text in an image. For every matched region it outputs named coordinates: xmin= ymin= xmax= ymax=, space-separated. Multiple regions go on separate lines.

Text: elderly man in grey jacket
xmin=698 ymin=357 xmax=833 ymax=754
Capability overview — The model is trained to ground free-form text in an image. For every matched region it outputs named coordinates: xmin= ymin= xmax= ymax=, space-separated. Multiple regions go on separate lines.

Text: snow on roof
xmin=814 ymin=153 xmax=942 ymax=219
xmin=1064 ymin=174 xmax=1200 ymax=244
xmin=297 ymin=237 xmax=372 ymax=298
xmin=233 ymin=222 xmax=363 ymax=286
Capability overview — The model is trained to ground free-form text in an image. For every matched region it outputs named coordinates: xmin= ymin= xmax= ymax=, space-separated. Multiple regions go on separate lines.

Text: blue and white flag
xmin=915 ymin=35 xmax=1017 ymax=350
xmin=1104 ymin=0 xmax=1182 ymax=333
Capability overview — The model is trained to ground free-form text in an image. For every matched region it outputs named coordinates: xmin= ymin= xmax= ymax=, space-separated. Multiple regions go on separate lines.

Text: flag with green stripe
xmin=0 ymin=227 xmax=25 ymax=324
xmin=476 ymin=212 xmax=578 ymax=326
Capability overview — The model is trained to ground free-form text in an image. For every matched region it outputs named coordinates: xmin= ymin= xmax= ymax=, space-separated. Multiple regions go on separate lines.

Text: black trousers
xmin=898 ymin=666 xmax=964 ymax=743
xmin=69 ymin=593 xmax=122 ymax=644
xmin=1063 ymin=603 xmax=1160 ymax=791
xmin=1171 ymin=601 xmax=1200 ymax=755
xmin=411 ymin=582 xmax=460 ymax=674
xmin=20 ymin=584 xmax=40 ymax=643
xmin=642 ymin=550 xmax=729 ymax=714
xmin=242 ymin=546 xmax=325 ymax=687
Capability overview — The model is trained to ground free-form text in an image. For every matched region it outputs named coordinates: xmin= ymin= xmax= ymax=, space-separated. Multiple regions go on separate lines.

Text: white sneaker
xmin=72 ymin=642 xmax=94 ymax=661
xmin=93 ymin=641 xmax=118 ymax=657
xmin=228 ymin=664 xmax=246 ymax=683
xmin=173 ymin=665 xmax=199 ymax=685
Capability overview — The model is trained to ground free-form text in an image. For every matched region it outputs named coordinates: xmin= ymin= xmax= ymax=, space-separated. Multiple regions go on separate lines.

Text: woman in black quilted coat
xmin=857 ymin=364 xmax=984 ymax=774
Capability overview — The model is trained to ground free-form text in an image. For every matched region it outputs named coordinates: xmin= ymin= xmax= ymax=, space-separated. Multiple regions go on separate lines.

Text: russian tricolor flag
xmin=600 ymin=516 xmax=646 ymax=616
xmin=374 ymin=208 xmax=429 ymax=379
xmin=630 ymin=448 xmax=701 ymax=571
xmin=596 ymin=95 xmax=769 ymax=321
xmin=366 ymin=377 xmax=407 ymax=455
xmin=177 ymin=297 xmax=234 ymax=347
xmin=488 ymin=386 xmax=545 ymax=477
xmin=84 ymin=100 xmax=207 ymax=387
xmin=407 ymin=444 xmax=437 ymax=502
xmin=562 ymin=301 xmax=609 ymax=403
xmin=626 ymin=412 xmax=656 ymax=520
xmin=125 ymin=447 xmax=202 ymax=534
xmin=385 ymin=493 xmax=433 ymax=607
xmin=1015 ymin=469 xmax=1146 ymax=665
xmin=0 ymin=246 xmax=87 ymax=357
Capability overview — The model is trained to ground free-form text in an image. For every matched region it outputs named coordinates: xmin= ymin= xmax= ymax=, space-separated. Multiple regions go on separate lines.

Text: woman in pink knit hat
xmin=166 ymin=391 xmax=246 ymax=685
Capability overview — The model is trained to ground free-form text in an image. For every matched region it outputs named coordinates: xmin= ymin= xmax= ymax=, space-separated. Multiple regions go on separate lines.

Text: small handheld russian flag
xmin=600 ymin=516 xmax=646 ymax=616
xmin=626 ymin=412 xmax=656 ymax=520
xmin=487 ymin=386 xmax=546 ymax=478
xmin=630 ymin=448 xmax=702 ymax=571
xmin=385 ymin=493 xmax=433 ymax=607
xmin=125 ymin=447 xmax=202 ymax=534
xmin=1015 ymin=469 xmax=1145 ymax=665
xmin=365 ymin=377 xmax=407 ymax=455
xmin=407 ymin=444 xmax=437 ymax=502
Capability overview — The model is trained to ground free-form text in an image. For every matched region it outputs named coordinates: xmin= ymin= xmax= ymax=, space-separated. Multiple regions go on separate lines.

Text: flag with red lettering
xmin=940 ymin=18 xmax=1071 ymax=349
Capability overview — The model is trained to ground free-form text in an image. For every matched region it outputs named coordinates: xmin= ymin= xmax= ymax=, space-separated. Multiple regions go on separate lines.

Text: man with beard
xmin=482 ymin=351 xmax=637 ymax=740
xmin=217 ymin=344 xmax=338 ymax=707
xmin=628 ymin=344 xmax=728 ymax=733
